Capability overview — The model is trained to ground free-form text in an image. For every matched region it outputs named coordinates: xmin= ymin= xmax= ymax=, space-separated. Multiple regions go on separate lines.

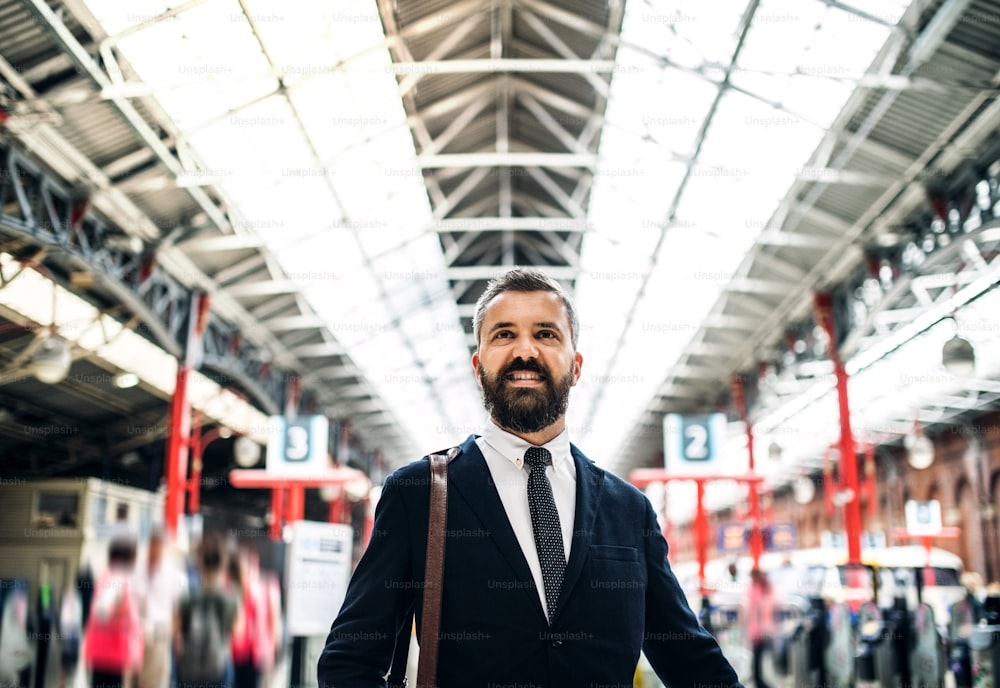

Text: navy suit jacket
xmin=318 ymin=435 xmax=742 ymax=688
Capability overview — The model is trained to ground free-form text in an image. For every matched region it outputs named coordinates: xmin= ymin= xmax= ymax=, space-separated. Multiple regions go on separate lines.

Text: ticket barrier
xmin=707 ymin=602 xmax=750 ymax=683
xmin=774 ymin=596 xmax=830 ymax=688
xmin=807 ymin=596 xmax=829 ymax=688
xmin=888 ymin=592 xmax=915 ymax=687
xmin=949 ymin=598 xmax=977 ymax=688
xmin=698 ymin=595 xmax=715 ymax=637
xmin=855 ymin=602 xmax=895 ymax=688
xmin=911 ymin=602 xmax=945 ymax=687
xmin=971 ymin=625 xmax=1000 ymax=688
xmin=971 ymin=595 xmax=1000 ymax=688
xmin=825 ymin=601 xmax=855 ymax=688
xmin=772 ymin=601 xmax=810 ymax=686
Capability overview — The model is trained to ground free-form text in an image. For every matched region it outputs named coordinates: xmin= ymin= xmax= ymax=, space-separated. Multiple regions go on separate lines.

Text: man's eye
xmin=495 ymin=331 xmax=513 ymax=339
xmin=538 ymin=331 xmax=556 ymax=338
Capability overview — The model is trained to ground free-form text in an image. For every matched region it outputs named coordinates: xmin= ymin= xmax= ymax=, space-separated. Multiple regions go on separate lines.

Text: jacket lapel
xmin=553 ymin=445 xmax=604 ymax=622
xmin=447 ymin=436 xmax=546 ymax=621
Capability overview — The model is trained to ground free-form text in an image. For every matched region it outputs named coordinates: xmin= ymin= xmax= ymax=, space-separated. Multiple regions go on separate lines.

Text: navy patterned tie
xmin=524 ymin=446 xmax=565 ymax=624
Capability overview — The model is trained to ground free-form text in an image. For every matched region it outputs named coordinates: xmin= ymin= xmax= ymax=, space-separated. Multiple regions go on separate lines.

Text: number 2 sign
xmin=663 ymin=413 xmax=726 ymax=473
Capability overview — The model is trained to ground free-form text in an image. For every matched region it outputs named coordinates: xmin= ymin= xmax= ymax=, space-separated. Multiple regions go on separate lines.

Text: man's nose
xmin=511 ymin=334 xmax=539 ymax=358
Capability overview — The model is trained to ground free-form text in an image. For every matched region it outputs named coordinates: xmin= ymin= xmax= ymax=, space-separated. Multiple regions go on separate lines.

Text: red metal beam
xmin=188 ymin=410 xmax=204 ymax=515
xmin=629 ymin=470 xmax=764 ymax=488
xmin=731 ymin=375 xmax=764 ymax=568
xmin=230 ymin=467 xmax=368 ymax=540
xmin=815 ymin=292 xmax=863 ymax=566
xmin=629 ymin=470 xmax=766 ymax=596
xmin=228 ymin=467 xmax=367 ymax=488
xmin=164 ymin=365 xmax=192 ymax=537
xmin=270 ymin=488 xmax=285 ymax=540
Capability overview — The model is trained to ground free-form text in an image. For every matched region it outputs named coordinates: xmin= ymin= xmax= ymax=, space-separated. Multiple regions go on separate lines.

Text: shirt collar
xmin=481 ymin=421 xmax=571 ymax=470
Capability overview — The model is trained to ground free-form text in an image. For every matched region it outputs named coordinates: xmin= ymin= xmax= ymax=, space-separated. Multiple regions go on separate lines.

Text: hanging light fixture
xmin=942 ymin=329 xmax=975 ymax=376
xmin=904 ymin=421 xmax=934 ymax=470
xmin=793 ymin=475 xmax=816 ymax=505
xmin=233 ymin=436 xmax=261 ymax=467
xmin=113 ymin=372 xmax=140 ymax=389
xmin=31 ymin=333 xmax=72 ymax=384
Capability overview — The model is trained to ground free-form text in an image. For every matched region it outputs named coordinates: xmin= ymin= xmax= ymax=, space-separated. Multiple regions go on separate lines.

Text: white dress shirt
xmin=476 ymin=422 xmax=576 ymax=619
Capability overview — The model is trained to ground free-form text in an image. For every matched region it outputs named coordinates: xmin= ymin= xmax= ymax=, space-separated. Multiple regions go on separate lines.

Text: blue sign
xmin=764 ymin=522 xmax=797 ymax=552
xmin=663 ymin=413 xmax=727 ymax=473
xmin=717 ymin=522 xmax=748 ymax=553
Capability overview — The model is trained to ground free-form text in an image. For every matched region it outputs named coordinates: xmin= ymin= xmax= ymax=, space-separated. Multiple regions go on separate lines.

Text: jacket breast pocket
xmin=587 ymin=545 xmax=643 ymax=602
xmin=589 ymin=544 xmax=639 ymax=562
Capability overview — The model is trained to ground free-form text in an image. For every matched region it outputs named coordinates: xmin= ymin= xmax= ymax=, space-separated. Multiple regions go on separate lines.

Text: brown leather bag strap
xmin=415 ymin=446 xmax=458 ymax=688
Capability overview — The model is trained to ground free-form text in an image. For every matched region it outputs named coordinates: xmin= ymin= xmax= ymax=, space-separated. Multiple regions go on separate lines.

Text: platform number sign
xmin=663 ymin=413 xmax=726 ymax=473
xmin=266 ymin=415 xmax=330 ymax=474
xmin=905 ymin=499 xmax=942 ymax=536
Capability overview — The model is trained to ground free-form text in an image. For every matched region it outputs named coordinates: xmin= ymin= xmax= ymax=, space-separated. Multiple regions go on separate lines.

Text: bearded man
xmin=318 ymin=268 xmax=742 ymax=688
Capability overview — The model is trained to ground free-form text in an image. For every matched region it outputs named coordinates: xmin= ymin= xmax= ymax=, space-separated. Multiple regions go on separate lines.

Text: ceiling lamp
xmin=942 ymin=332 xmax=975 ymax=376
xmin=904 ymin=422 xmax=934 ymax=470
xmin=233 ymin=436 xmax=261 ymax=468
xmin=792 ymin=475 xmax=816 ymax=505
xmin=344 ymin=475 xmax=373 ymax=501
xmin=31 ymin=334 xmax=72 ymax=384
xmin=113 ymin=372 xmax=140 ymax=389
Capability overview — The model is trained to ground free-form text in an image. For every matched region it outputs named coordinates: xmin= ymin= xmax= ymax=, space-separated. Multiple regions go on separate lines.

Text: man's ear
xmin=472 ymin=351 xmax=482 ymax=385
xmin=572 ymin=352 xmax=583 ymax=385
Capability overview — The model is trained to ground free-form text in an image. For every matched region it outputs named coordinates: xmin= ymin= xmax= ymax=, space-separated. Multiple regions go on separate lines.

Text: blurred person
xmin=227 ymin=545 xmax=270 ymax=688
xmin=961 ymin=571 xmax=985 ymax=621
xmin=746 ymin=568 xmax=775 ymax=688
xmin=317 ymin=268 xmax=742 ymax=688
xmin=134 ymin=528 xmax=187 ymax=688
xmin=0 ymin=584 xmax=33 ymax=686
xmin=175 ymin=532 xmax=237 ymax=688
xmin=83 ymin=534 xmax=143 ymax=688
xmin=57 ymin=578 xmax=83 ymax=688
xmin=260 ymin=570 xmax=284 ymax=678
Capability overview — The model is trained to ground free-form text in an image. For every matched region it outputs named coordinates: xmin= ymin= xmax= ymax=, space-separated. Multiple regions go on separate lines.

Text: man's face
xmin=472 ymin=290 xmax=583 ymax=434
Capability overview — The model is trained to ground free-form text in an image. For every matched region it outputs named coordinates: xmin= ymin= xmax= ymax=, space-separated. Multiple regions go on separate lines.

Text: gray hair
xmin=472 ymin=268 xmax=579 ymax=349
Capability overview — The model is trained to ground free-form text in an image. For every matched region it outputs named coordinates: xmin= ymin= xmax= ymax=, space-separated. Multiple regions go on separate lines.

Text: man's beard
xmin=478 ymin=358 xmax=575 ymax=434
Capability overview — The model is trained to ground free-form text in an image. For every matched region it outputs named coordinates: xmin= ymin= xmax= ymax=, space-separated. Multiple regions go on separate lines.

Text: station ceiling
xmin=1 ymin=0 xmax=1000 ymax=518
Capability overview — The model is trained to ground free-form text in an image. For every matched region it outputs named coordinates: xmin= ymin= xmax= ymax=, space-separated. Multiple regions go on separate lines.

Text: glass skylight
xmin=576 ymin=0 xmax=905 ymax=470
xmin=78 ymin=0 xmax=917 ymax=471
xmin=82 ymin=0 xmax=481 ymax=462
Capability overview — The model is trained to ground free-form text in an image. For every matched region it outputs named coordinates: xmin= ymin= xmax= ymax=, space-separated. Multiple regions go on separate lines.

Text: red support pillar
xmin=328 ymin=490 xmax=345 ymax=524
xmin=188 ymin=411 xmax=204 ymax=515
xmin=731 ymin=375 xmax=764 ymax=568
xmin=166 ymin=292 xmax=210 ymax=538
xmin=815 ymin=292 xmax=863 ymax=565
xmin=164 ymin=365 xmax=192 ymax=537
xmin=696 ymin=479 xmax=708 ymax=597
xmin=287 ymin=484 xmax=306 ymax=523
xmin=270 ymin=488 xmax=285 ymax=540
xmin=921 ymin=535 xmax=935 ymax=587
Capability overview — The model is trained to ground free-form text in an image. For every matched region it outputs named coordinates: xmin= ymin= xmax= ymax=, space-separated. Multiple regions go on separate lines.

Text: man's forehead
xmin=482 ymin=290 xmax=569 ymax=321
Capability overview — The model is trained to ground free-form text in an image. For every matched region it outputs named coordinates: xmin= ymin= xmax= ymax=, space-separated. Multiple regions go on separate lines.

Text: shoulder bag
xmin=387 ymin=446 xmax=459 ymax=688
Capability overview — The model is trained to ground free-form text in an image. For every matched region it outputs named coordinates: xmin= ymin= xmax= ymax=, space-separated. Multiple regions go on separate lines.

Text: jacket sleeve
xmin=641 ymin=500 xmax=743 ymax=688
xmin=317 ymin=470 xmax=418 ymax=688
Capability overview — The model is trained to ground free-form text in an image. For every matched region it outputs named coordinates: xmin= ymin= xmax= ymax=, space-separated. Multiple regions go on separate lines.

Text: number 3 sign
xmin=266 ymin=415 xmax=330 ymax=474
xmin=662 ymin=413 xmax=726 ymax=473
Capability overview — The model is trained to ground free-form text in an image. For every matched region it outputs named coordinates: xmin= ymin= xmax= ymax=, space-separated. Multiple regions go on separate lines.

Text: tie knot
xmin=524 ymin=446 xmax=552 ymax=470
